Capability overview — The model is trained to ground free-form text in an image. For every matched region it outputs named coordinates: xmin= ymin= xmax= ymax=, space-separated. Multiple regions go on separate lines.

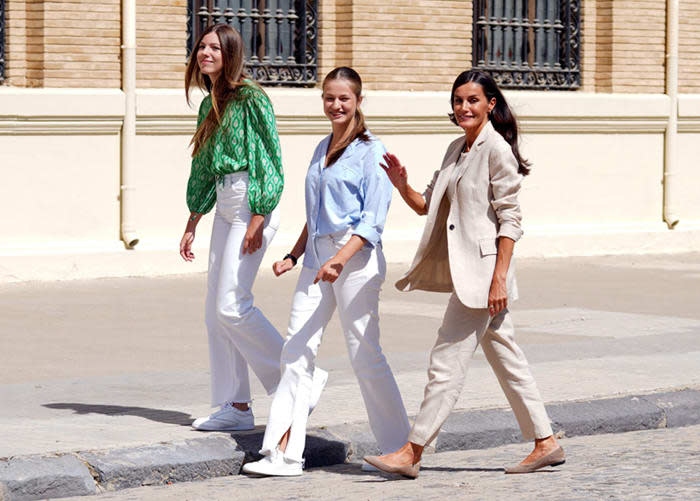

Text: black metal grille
xmin=473 ymin=0 xmax=580 ymax=90
xmin=188 ymin=0 xmax=318 ymax=86
xmin=0 ymin=0 xmax=6 ymax=83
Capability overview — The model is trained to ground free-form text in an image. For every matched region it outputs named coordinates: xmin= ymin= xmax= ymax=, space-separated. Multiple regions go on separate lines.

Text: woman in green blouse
xmin=180 ymin=24 xmax=326 ymax=431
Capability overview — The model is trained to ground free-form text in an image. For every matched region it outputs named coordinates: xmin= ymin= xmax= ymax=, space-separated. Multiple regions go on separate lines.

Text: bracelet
xmin=283 ymin=253 xmax=298 ymax=266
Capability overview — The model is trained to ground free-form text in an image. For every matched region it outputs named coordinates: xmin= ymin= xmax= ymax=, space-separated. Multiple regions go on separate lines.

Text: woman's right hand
xmin=380 ymin=153 xmax=408 ymax=191
xmin=272 ymin=258 xmax=294 ymax=276
xmin=180 ymin=230 xmax=195 ymax=262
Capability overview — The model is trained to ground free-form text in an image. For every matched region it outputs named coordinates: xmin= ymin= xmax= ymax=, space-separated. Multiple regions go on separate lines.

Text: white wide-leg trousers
xmin=260 ymin=230 xmax=411 ymax=462
xmin=409 ymin=293 xmax=554 ymax=446
xmin=205 ymin=172 xmax=283 ymax=406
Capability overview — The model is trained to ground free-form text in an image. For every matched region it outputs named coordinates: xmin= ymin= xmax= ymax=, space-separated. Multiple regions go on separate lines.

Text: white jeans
xmin=261 ymin=230 xmax=411 ymax=462
xmin=205 ymin=172 xmax=282 ymax=406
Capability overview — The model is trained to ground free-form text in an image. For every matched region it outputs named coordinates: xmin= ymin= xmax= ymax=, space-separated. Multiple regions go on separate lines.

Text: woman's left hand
xmin=243 ymin=214 xmax=265 ymax=254
xmin=488 ymin=275 xmax=508 ymax=316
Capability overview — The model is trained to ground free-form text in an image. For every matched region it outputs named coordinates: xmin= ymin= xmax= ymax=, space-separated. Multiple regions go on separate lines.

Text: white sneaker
xmin=241 ymin=449 xmax=303 ymax=477
xmin=309 ymin=368 xmax=328 ymax=415
xmin=191 ymin=403 xmax=254 ymax=431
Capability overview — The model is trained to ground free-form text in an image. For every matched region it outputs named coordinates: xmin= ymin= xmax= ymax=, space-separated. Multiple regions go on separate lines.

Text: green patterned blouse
xmin=186 ymin=82 xmax=284 ymax=215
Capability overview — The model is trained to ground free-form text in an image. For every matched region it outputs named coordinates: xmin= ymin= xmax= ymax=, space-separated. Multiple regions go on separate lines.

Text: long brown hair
xmin=448 ymin=70 xmax=531 ymax=175
xmin=323 ymin=67 xmax=370 ymax=167
xmin=185 ymin=24 xmax=250 ymax=156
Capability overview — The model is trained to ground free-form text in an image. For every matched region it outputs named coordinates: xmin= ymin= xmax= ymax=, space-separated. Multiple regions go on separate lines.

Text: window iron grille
xmin=188 ymin=0 xmax=318 ymax=86
xmin=473 ymin=0 xmax=580 ymax=90
xmin=0 ymin=0 xmax=6 ymax=83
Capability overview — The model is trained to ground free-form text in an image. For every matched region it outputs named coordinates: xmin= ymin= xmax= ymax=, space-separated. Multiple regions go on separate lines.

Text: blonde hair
xmin=323 ymin=67 xmax=370 ymax=167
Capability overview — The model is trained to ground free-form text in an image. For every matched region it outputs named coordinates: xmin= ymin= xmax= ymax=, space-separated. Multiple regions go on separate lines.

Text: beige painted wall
xmin=2 ymin=88 xmax=699 ymax=284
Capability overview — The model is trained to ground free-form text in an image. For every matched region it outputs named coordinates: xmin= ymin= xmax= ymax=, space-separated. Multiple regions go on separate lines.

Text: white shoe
xmin=191 ymin=403 xmax=254 ymax=431
xmin=241 ymin=449 xmax=303 ymax=477
xmin=309 ymin=368 xmax=328 ymax=414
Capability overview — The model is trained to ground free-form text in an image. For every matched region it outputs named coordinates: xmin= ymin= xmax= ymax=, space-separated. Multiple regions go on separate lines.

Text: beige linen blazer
xmin=396 ymin=121 xmax=523 ymax=308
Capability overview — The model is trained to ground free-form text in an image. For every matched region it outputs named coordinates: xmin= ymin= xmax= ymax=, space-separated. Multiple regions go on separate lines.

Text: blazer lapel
xmin=428 ymin=139 xmax=463 ymax=210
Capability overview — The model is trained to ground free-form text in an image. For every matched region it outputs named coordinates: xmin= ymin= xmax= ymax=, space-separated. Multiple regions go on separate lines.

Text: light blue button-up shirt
xmin=302 ymin=132 xmax=393 ymax=269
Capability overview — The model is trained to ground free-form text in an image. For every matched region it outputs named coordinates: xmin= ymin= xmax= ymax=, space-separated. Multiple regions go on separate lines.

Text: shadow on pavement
xmin=43 ymin=403 xmax=194 ymax=426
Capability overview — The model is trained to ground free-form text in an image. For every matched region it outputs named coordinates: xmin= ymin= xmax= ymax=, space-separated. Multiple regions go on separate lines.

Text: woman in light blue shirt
xmin=243 ymin=67 xmax=410 ymax=477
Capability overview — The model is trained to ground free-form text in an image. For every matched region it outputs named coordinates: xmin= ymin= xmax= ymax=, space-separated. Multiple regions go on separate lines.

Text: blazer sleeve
xmin=488 ymin=142 xmax=524 ymax=242
xmin=422 ymin=168 xmax=441 ymax=210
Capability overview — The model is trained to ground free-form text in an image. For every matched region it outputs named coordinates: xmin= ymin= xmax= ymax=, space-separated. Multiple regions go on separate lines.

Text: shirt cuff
xmin=352 ymin=222 xmax=381 ymax=248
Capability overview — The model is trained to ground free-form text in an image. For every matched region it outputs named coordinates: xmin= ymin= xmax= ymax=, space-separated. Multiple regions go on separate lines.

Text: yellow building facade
xmin=1 ymin=1 xmax=699 ymax=281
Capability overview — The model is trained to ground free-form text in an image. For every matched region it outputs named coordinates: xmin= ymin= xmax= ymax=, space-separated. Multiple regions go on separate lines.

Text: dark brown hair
xmin=448 ymin=69 xmax=530 ymax=175
xmin=323 ymin=67 xmax=370 ymax=167
xmin=185 ymin=24 xmax=252 ymax=156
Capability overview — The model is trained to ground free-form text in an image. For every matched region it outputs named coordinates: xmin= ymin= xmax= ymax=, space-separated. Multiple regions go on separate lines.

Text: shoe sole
xmin=241 ymin=466 xmax=302 ymax=477
xmin=191 ymin=424 xmax=255 ymax=432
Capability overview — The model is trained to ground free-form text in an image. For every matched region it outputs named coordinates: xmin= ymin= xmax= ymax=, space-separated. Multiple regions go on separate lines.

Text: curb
xmin=2 ymin=388 xmax=699 ymax=500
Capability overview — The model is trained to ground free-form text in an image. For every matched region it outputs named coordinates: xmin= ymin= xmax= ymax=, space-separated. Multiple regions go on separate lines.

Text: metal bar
xmin=504 ymin=0 xmax=513 ymax=66
xmin=287 ymin=0 xmax=297 ymax=64
xmin=262 ymin=0 xmax=271 ymax=63
xmin=274 ymin=1 xmax=284 ymax=64
xmin=513 ymin=0 xmax=524 ymax=67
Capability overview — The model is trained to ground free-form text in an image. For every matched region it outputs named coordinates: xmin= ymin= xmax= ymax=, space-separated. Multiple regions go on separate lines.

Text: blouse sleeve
xmin=186 ymin=96 xmax=217 ymax=214
xmin=353 ymin=140 xmax=393 ymax=247
xmin=241 ymin=86 xmax=284 ymax=215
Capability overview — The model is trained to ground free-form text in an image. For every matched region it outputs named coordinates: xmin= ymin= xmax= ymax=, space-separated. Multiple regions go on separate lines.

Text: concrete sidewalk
xmin=1 ymin=253 xmax=700 ymax=499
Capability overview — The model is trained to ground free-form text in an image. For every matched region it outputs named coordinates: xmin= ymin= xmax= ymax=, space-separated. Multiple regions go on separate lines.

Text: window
xmin=472 ymin=0 xmax=581 ymax=90
xmin=188 ymin=0 xmax=318 ymax=86
xmin=0 ymin=0 xmax=5 ymax=83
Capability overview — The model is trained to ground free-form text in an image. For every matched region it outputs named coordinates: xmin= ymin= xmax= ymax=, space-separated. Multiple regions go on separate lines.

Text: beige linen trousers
xmin=398 ymin=122 xmax=553 ymax=446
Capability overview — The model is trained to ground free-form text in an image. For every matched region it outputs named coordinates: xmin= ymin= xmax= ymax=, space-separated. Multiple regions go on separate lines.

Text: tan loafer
xmin=504 ymin=446 xmax=565 ymax=474
xmin=363 ymin=455 xmax=420 ymax=479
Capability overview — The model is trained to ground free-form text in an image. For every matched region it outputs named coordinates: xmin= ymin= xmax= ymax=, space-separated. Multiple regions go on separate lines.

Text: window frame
xmin=472 ymin=0 xmax=581 ymax=90
xmin=188 ymin=0 xmax=318 ymax=87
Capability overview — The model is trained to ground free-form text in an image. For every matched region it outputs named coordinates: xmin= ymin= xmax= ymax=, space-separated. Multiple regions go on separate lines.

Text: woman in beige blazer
xmin=364 ymin=70 xmax=564 ymax=477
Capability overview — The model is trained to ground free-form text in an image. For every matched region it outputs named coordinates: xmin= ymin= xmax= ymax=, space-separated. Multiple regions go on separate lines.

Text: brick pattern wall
xmin=27 ymin=0 xmax=121 ymax=87
xmin=580 ymin=0 xmax=665 ymax=94
xmin=3 ymin=0 xmax=700 ymax=93
xmin=4 ymin=0 xmax=27 ymax=86
xmin=317 ymin=0 xmax=352 ymax=80
xmin=318 ymin=0 xmax=470 ymax=92
xmin=135 ymin=0 xmax=187 ymax=88
xmin=593 ymin=0 xmax=613 ymax=92
xmin=679 ymin=0 xmax=700 ymax=93
xmin=580 ymin=0 xmax=613 ymax=92
xmin=2 ymin=0 xmax=186 ymax=88
xmin=610 ymin=0 xmax=666 ymax=93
